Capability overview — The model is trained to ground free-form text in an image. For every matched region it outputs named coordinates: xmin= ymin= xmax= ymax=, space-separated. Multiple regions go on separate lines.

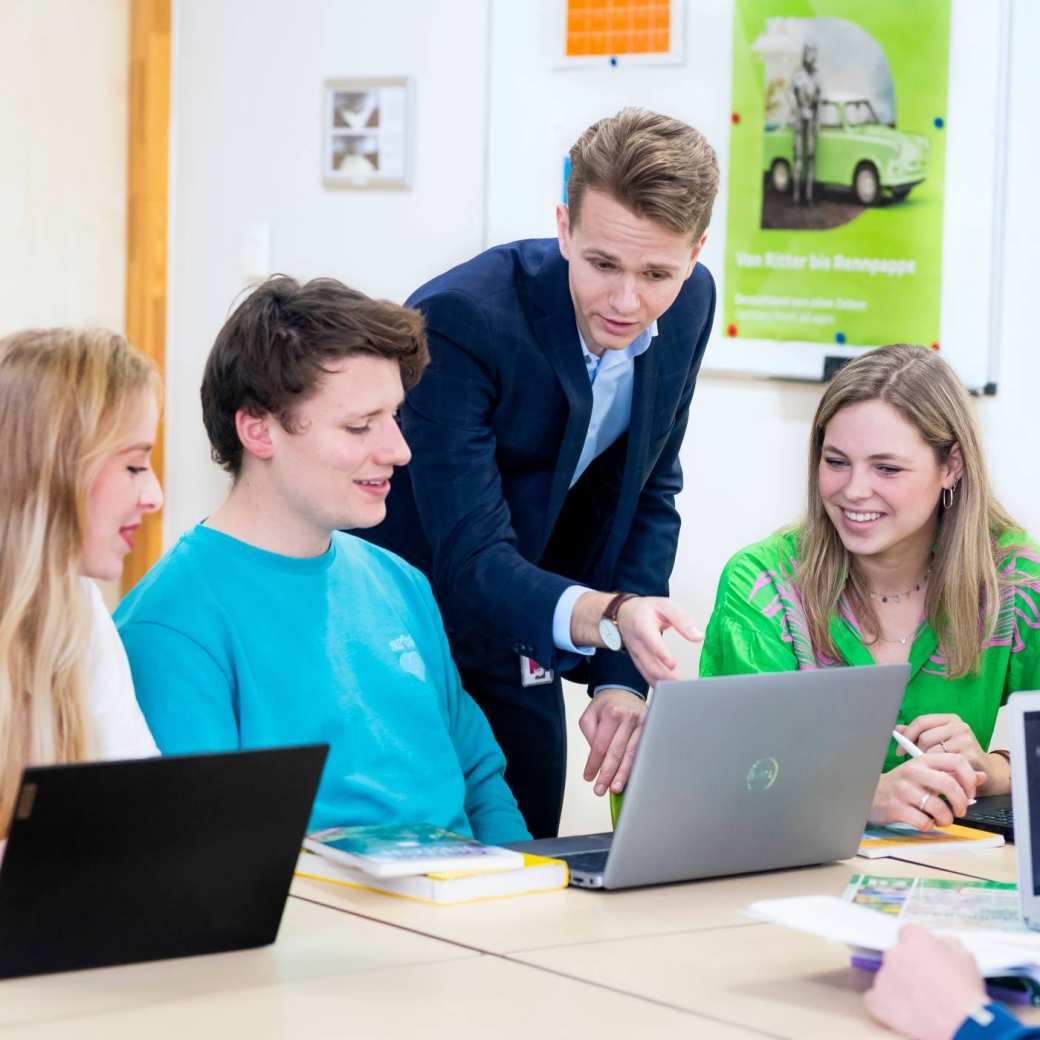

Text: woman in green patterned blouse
xmin=701 ymin=344 xmax=1039 ymax=830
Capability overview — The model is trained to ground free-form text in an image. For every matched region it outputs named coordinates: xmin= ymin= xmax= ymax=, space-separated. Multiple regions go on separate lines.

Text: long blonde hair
xmin=799 ymin=344 xmax=1020 ymax=678
xmin=0 ymin=328 xmax=159 ymax=833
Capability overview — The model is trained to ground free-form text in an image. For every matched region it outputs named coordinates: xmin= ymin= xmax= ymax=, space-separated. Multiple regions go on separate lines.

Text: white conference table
xmin=0 ymin=891 xmax=746 ymax=1039
xmin=0 ymin=897 xmax=473 ymax=1032
xmin=290 ymin=848 xmax=1040 ymax=1040
xmin=291 ymin=849 xmax=954 ymax=954
xmin=882 ymin=842 xmax=1019 ymax=884
xmin=2 ymin=848 xmax=1037 ymax=1039
xmin=2 ymin=952 xmax=722 ymax=1040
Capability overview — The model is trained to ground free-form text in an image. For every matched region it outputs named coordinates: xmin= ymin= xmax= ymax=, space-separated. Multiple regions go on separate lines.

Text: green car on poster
xmin=763 ymin=97 xmax=929 ymax=205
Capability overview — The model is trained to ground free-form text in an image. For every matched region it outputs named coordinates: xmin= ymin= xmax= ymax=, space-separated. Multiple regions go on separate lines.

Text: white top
xmin=82 ymin=578 xmax=159 ymax=759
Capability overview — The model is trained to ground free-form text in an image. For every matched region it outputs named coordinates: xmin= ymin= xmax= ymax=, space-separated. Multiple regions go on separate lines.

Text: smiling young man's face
xmin=263 ymin=354 xmax=411 ymax=536
xmin=556 ymin=188 xmax=705 ymax=357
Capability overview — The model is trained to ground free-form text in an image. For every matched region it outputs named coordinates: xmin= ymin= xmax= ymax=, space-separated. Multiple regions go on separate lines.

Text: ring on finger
xmin=918 ymin=792 xmax=931 ymax=812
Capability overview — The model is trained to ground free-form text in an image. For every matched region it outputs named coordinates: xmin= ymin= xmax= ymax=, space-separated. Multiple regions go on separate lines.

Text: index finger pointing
xmin=654 ymin=601 xmax=703 ymax=643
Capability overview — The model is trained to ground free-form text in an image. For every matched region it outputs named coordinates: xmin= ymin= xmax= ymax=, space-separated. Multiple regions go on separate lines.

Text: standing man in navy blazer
xmin=362 ymin=109 xmax=719 ymax=837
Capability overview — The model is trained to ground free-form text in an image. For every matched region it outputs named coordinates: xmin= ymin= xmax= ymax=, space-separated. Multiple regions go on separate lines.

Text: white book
xmin=295 ymin=849 xmax=568 ymax=905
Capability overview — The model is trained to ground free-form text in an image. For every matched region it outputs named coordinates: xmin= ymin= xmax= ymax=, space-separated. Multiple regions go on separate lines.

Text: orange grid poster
xmin=565 ymin=0 xmax=672 ymax=57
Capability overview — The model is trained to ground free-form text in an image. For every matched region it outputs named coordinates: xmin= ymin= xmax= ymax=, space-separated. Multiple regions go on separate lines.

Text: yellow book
xmin=857 ymin=822 xmax=1005 ymax=858
xmin=295 ymin=850 xmax=569 ymax=905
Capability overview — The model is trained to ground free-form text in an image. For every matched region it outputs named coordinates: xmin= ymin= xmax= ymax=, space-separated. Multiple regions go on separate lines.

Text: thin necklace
xmin=867 ymin=570 xmax=930 ymax=605
xmin=876 ymin=624 xmax=919 ymax=647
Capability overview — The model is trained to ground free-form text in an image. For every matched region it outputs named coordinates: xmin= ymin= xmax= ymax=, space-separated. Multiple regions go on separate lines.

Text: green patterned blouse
xmin=699 ymin=527 xmax=1040 ymax=773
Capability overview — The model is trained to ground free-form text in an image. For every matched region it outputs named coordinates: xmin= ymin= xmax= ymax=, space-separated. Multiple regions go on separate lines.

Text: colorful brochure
xmin=858 ymin=822 xmax=1004 ymax=858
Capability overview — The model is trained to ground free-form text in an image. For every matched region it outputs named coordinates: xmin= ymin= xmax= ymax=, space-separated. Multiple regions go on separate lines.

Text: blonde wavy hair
xmin=799 ymin=344 xmax=1020 ymax=678
xmin=0 ymin=328 xmax=159 ymax=834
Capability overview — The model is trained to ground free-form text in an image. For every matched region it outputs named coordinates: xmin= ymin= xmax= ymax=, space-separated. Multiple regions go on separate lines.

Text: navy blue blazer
xmin=361 ymin=238 xmax=716 ymax=695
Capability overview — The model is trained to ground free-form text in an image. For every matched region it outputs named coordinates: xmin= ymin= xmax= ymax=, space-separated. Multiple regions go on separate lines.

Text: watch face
xmin=598 ymin=617 xmax=622 ymax=652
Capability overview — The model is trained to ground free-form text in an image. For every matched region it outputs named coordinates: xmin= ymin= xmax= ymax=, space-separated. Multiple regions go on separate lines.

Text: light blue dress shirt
xmin=550 ymin=322 xmax=658 ymax=684
xmin=570 ymin=322 xmax=656 ymax=487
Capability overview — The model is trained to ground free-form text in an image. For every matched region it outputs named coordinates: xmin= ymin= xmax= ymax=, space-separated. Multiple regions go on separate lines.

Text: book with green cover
xmin=303 ymin=823 xmax=524 ymax=879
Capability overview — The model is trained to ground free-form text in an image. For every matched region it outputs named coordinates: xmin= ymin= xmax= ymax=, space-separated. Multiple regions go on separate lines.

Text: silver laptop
xmin=510 ymin=664 xmax=908 ymax=889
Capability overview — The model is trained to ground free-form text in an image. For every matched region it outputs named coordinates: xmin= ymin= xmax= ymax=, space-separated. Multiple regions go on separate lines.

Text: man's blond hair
xmin=567 ymin=108 xmax=719 ymax=239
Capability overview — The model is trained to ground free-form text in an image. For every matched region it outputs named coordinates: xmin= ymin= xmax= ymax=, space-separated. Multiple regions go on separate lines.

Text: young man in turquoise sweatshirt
xmin=116 ymin=276 xmax=529 ymax=844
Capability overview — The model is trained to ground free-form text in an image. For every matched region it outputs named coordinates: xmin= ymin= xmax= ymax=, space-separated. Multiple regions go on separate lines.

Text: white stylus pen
xmin=892 ymin=729 xmax=977 ymax=805
xmin=892 ymin=729 xmax=924 ymax=758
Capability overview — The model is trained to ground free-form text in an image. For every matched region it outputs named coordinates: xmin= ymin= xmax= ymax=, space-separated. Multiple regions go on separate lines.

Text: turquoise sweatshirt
xmin=115 ymin=525 xmax=529 ymax=844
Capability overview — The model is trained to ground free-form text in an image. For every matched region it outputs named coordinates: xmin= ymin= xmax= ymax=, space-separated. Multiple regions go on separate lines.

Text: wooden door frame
xmin=122 ymin=0 xmax=171 ymax=594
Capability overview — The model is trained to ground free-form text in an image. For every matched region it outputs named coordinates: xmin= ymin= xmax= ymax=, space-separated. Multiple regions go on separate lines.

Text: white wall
xmin=0 ymin=0 xmax=128 ymax=334
xmin=975 ymin=0 xmax=1040 ymax=529
xmin=164 ymin=0 xmax=490 ymax=541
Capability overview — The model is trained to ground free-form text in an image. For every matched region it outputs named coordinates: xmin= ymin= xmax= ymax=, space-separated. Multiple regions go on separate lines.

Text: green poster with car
xmin=723 ymin=0 xmax=950 ymax=348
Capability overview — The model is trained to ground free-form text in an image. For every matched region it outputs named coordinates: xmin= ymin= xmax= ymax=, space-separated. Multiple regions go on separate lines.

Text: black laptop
xmin=0 ymin=744 xmax=327 ymax=978
xmin=957 ymin=794 xmax=1015 ymax=842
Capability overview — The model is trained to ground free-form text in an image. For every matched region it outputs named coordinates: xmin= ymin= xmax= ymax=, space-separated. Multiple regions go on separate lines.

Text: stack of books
xmin=296 ymin=823 xmax=568 ymax=905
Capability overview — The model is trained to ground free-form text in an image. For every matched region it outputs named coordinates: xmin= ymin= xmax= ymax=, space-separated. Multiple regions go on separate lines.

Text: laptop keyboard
xmin=966 ymin=805 xmax=1014 ymax=828
xmin=559 ymin=850 xmax=609 ymax=874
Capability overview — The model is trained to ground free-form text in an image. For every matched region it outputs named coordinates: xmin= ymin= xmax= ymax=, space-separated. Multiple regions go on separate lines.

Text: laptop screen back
xmin=602 ymin=664 xmax=908 ymax=890
xmin=0 ymin=745 xmax=327 ymax=977
xmin=1025 ymin=710 xmax=1040 ymax=898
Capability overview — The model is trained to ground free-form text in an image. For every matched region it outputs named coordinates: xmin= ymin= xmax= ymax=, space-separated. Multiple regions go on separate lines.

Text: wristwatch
xmin=598 ymin=593 xmax=638 ymax=652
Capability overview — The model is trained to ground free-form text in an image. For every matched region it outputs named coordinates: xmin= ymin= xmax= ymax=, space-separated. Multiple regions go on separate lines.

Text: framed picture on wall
xmin=323 ymin=77 xmax=412 ymax=189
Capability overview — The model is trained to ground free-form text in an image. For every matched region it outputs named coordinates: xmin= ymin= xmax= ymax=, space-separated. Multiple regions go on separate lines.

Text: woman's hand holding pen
xmin=897 ymin=714 xmax=1011 ymax=796
xmin=870 ymin=754 xmax=985 ymax=830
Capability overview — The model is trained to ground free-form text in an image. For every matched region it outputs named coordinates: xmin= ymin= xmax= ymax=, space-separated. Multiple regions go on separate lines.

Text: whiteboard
xmin=484 ymin=0 xmax=1008 ymax=392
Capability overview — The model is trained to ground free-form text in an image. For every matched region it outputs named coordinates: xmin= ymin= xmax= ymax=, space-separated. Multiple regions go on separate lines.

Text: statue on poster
xmin=789 ymin=42 xmax=821 ymax=205
xmin=754 ymin=15 xmax=931 ymax=230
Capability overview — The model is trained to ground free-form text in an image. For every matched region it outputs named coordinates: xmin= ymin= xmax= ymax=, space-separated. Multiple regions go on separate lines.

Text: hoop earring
xmin=942 ymin=485 xmax=955 ymax=510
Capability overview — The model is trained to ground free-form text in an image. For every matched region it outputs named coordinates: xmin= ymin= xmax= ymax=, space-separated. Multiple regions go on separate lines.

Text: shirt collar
xmin=577 ymin=320 xmax=658 ymax=373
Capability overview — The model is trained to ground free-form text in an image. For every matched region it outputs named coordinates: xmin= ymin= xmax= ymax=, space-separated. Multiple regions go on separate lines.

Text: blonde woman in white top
xmin=0 ymin=328 xmax=162 ymax=838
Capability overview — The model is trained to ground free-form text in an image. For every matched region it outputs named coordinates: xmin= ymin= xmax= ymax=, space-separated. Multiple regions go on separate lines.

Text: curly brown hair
xmin=201 ymin=275 xmax=428 ymax=476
